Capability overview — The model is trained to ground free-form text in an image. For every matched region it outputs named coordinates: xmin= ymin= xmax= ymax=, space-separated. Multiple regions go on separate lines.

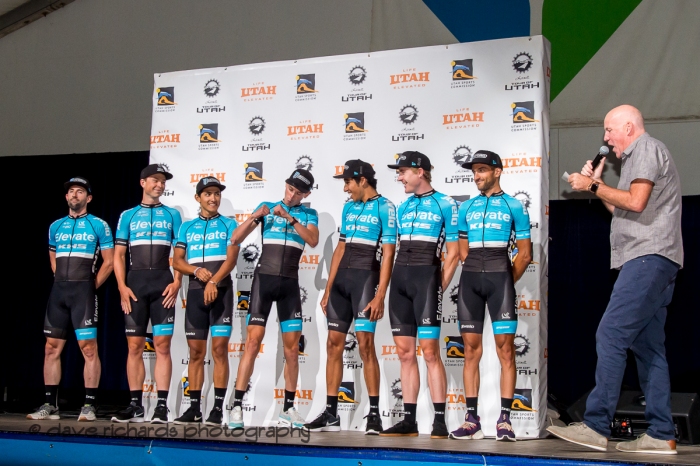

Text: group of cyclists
xmin=29 ymin=149 xmax=532 ymax=441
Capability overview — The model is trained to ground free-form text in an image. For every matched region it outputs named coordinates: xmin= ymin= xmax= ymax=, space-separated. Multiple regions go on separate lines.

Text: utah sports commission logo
xmin=156 ymin=87 xmax=176 ymax=105
xmin=199 ymin=124 xmax=220 ymax=143
xmin=244 ymin=163 xmax=265 ymax=182
xmin=345 ymin=113 xmax=367 ymax=132
xmin=511 ymin=102 xmax=539 ymax=123
xmin=296 ymin=74 xmax=317 ymax=93
xmin=451 ymin=59 xmax=474 ymax=80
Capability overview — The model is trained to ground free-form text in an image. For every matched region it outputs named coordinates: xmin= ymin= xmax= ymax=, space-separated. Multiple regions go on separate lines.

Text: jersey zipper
xmin=66 ymin=217 xmax=77 ymax=278
xmin=481 ymin=196 xmax=489 ymax=272
xmin=202 ymin=217 xmax=209 ymax=267
xmin=149 ymin=207 xmax=154 ymax=270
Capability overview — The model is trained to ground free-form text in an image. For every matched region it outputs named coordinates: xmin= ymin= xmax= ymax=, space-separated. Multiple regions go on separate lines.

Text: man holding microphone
xmin=548 ymin=105 xmax=683 ymax=455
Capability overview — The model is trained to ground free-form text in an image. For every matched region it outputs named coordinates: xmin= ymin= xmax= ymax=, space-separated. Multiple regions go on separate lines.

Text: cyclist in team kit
xmin=305 ymin=160 xmax=396 ymax=434
xmin=449 ymin=150 xmax=532 ymax=442
xmin=172 ymin=176 xmax=239 ymax=426
xmin=228 ymin=169 xmax=319 ymax=430
xmin=379 ymin=152 xmax=460 ymax=438
xmin=28 ymin=177 xmax=114 ymax=422
xmin=111 ymin=164 xmax=183 ymax=423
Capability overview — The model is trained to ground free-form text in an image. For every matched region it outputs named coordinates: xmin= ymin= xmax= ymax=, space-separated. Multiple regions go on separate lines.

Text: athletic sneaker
xmin=78 ymin=405 xmax=97 ymax=422
xmin=496 ymin=414 xmax=516 ymax=441
xmin=111 ymin=402 xmax=144 ymax=423
xmin=279 ymin=407 xmax=306 ymax=428
xmin=228 ymin=406 xmax=244 ymax=429
xmin=205 ymin=407 xmax=224 ymax=426
xmin=173 ymin=406 xmax=202 ymax=424
xmin=431 ymin=420 xmax=449 ymax=439
xmin=151 ymin=405 xmax=169 ymax=424
xmin=364 ymin=413 xmax=383 ymax=435
xmin=26 ymin=404 xmax=60 ymax=420
xmin=379 ymin=419 xmax=418 ymax=437
xmin=304 ymin=410 xmax=340 ymax=432
xmin=449 ymin=413 xmax=484 ymax=440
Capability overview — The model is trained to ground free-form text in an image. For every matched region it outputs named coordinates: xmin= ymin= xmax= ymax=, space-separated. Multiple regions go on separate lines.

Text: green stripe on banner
xmin=543 ymin=0 xmax=642 ymax=101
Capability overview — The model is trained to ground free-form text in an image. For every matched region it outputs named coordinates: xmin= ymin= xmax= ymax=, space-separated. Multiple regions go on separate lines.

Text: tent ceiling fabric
xmin=0 ymin=0 xmax=28 ymax=16
xmin=550 ymin=0 xmax=700 ymax=126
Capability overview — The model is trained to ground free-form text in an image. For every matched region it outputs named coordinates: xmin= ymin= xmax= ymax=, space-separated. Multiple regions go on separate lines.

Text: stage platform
xmin=1 ymin=414 xmax=699 ymax=466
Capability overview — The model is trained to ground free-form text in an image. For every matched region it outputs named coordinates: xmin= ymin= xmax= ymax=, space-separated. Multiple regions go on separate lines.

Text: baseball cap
xmin=64 ymin=177 xmax=92 ymax=194
xmin=196 ymin=176 xmax=226 ymax=195
xmin=285 ymin=169 xmax=315 ymax=193
xmin=387 ymin=151 xmax=432 ymax=171
xmin=333 ymin=159 xmax=375 ymax=179
xmin=140 ymin=163 xmax=173 ymax=180
xmin=461 ymin=150 xmax=503 ymax=170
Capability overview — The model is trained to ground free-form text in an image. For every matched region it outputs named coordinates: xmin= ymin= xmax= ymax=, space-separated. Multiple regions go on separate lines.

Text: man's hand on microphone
xmin=581 ymin=157 xmax=605 ymax=179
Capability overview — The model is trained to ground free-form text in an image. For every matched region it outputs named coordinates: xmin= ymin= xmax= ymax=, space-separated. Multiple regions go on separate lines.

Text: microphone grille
xmin=599 ymin=146 xmax=610 ymax=155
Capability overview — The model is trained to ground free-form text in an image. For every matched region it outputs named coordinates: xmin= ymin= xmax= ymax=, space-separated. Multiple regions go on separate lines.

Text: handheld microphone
xmin=591 ymin=146 xmax=609 ymax=171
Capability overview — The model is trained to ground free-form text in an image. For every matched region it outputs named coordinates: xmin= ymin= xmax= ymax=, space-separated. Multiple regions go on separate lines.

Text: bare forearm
xmin=377 ymin=245 xmax=396 ymax=297
xmin=324 ymin=244 xmax=345 ymax=292
xmin=291 ymin=222 xmax=318 ymax=248
xmin=95 ymin=263 xmax=113 ymax=288
xmin=114 ymin=248 xmax=128 ymax=288
xmin=231 ymin=217 xmax=259 ymax=245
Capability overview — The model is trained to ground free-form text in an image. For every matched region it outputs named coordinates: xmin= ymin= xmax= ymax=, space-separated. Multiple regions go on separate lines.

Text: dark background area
xmin=0 ymin=152 xmax=698 ymax=413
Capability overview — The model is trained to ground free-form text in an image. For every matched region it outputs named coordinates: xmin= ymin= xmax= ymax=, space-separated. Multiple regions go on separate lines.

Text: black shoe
xmin=111 ymin=402 xmax=145 ymax=423
xmin=431 ymin=420 xmax=449 ymax=439
xmin=205 ymin=407 xmax=223 ymax=426
xmin=379 ymin=419 xmax=418 ymax=437
xmin=174 ymin=406 xmax=202 ymax=424
xmin=304 ymin=410 xmax=340 ymax=432
xmin=151 ymin=405 xmax=169 ymax=424
xmin=364 ymin=413 xmax=383 ymax=435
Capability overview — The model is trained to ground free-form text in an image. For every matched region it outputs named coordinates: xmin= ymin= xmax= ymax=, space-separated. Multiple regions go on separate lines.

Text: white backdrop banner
xmin=147 ymin=36 xmax=550 ymax=438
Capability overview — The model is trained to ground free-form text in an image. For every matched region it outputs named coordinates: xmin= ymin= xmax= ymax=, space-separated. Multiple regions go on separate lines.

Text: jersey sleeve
xmin=95 ymin=218 xmax=114 ymax=250
xmin=48 ymin=219 xmax=61 ymax=251
xmin=306 ymin=208 xmax=319 ymax=227
xmin=457 ymin=200 xmax=470 ymax=240
xmin=440 ymin=195 xmax=459 ymax=242
xmin=339 ymin=202 xmax=352 ymax=240
xmin=510 ymin=197 xmax=531 ymax=240
xmin=175 ymin=220 xmax=189 ymax=250
xmin=170 ymin=208 xmax=183 ymax=246
xmin=114 ymin=209 xmax=131 ymax=246
xmin=379 ymin=199 xmax=397 ymax=245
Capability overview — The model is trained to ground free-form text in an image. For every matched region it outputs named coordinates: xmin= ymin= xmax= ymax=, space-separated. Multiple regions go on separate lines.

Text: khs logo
xmin=241 ymin=85 xmax=277 ymax=97
xmin=190 ymin=173 xmax=226 ymax=183
xmin=274 ymin=389 xmax=313 ymax=400
xmin=390 ymin=71 xmax=429 ymax=85
xmin=229 ymin=343 xmax=264 ymax=353
xmin=287 ymin=123 xmax=324 ymax=136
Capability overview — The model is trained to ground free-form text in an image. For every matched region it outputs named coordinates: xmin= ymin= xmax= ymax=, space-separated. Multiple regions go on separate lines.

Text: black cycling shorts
xmin=185 ymin=286 xmax=233 ymax=340
xmin=388 ymin=265 xmax=442 ymax=339
xmin=124 ymin=270 xmax=175 ymax=338
xmin=44 ymin=281 xmax=98 ymax=340
xmin=457 ymin=271 xmax=517 ymax=334
xmin=247 ymin=272 xmax=302 ymax=333
xmin=327 ymin=268 xmax=379 ymax=334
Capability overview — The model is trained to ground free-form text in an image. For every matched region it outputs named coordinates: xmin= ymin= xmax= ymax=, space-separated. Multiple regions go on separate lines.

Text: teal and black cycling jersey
xmin=339 ymin=195 xmax=397 ymax=271
xmin=457 ymin=192 xmax=531 ymax=272
xmin=395 ymin=190 xmax=458 ymax=266
xmin=48 ymin=213 xmax=114 ymax=281
xmin=255 ymin=201 xmax=319 ymax=279
xmin=175 ymin=214 xmax=238 ymax=289
xmin=115 ymin=203 xmax=182 ymax=270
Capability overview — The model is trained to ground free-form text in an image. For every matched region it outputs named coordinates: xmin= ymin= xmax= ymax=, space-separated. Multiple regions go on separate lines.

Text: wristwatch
xmin=253 ymin=216 xmax=262 ymax=225
xmin=289 ymin=217 xmax=298 ymax=226
xmin=590 ymin=182 xmax=600 ymax=194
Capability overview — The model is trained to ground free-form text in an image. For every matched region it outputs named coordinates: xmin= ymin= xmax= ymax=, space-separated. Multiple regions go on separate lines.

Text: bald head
xmin=603 ymin=105 xmax=646 ymax=158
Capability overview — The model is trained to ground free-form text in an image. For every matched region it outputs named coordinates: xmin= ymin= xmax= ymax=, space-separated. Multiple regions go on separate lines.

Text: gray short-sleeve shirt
xmin=610 ymin=132 xmax=683 ymax=269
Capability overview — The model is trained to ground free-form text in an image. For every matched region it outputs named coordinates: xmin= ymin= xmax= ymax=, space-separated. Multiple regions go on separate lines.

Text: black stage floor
xmin=2 ymin=413 xmax=700 ymax=465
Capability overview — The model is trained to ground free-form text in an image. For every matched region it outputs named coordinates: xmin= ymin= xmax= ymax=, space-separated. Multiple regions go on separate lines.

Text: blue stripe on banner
xmin=417 ymin=326 xmax=440 ymax=339
xmin=493 ymin=321 xmax=518 ymax=334
xmin=210 ymin=325 xmax=232 ymax=337
xmin=280 ymin=320 xmax=302 ymax=333
xmin=246 ymin=314 xmax=250 ymax=326
xmin=75 ymin=328 xmax=96 ymax=340
xmin=153 ymin=324 xmax=174 ymax=336
xmin=355 ymin=319 xmax=376 ymax=333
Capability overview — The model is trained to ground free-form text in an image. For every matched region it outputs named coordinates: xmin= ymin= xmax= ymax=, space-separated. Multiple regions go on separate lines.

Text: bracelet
xmin=289 ymin=217 xmax=298 ymax=226
xmin=208 ymin=280 xmax=217 ymax=286
xmin=193 ymin=267 xmax=202 ymax=278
